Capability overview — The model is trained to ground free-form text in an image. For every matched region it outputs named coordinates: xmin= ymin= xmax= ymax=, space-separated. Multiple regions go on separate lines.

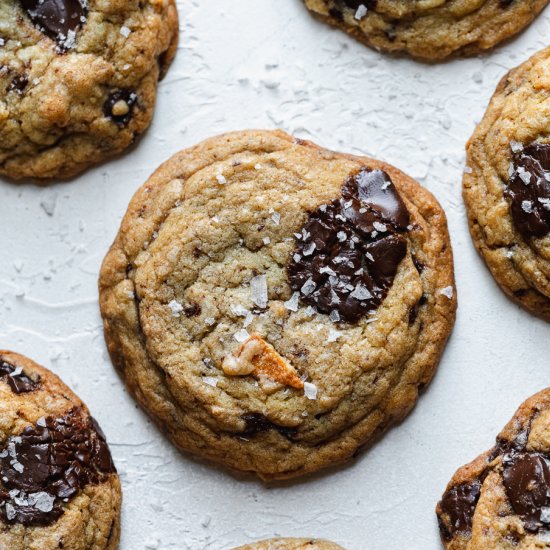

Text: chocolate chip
xmin=103 ymin=90 xmax=138 ymax=126
xmin=0 ymin=359 xmax=39 ymax=394
xmin=9 ymin=74 xmax=28 ymax=94
xmin=241 ymin=413 xmax=297 ymax=440
xmin=184 ymin=303 xmax=201 ymax=318
xmin=20 ymin=0 xmax=87 ymax=50
xmin=438 ymin=481 xmax=482 ymax=540
xmin=502 ymin=452 xmax=550 ymax=532
xmin=287 ymin=168 xmax=410 ymax=324
xmin=0 ymin=409 xmax=116 ymax=526
xmin=506 ymin=142 xmax=550 ymax=239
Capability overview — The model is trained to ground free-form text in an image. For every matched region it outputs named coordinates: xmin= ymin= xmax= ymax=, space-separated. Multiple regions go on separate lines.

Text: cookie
xmin=463 ymin=47 xmax=550 ymax=321
xmin=99 ymin=129 xmax=456 ymax=480
xmin=437 ymin=388 xmax=550 ymax=549
xmin=303 ymin=0 xmax=549 ymax=60
xmin=0 ymin=0 xmax=178 ymax=180
xmin=0 ymin=350 xmax=121 ymax=550
xmin=232 ymin=538 xmax=345 ymax=550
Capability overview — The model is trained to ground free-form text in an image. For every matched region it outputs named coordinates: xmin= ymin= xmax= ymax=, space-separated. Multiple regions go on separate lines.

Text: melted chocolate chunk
xmin=287 ymin=168 xmax=410 ymax=324
xmin=0 ymin=409 xmax=116 ymax=526
xmin=0 ymin=359 xmax=38 ymax=394
xmin=241 ymin=413 xmax=297 ymax=440
xmin=104 ymin=90 xmax=138 ymax=126
xmin=502 ymin=452 xmax=550 ymax=532
xmin=20 ymin=0 xmax=87 ymax=50
xmin=506 ymin=143 xmax=550 ymax=239
xmin=8 ymin=74 xmax=28 ymax=94
xmin=438 ymin=482 xmax=482 ymax=540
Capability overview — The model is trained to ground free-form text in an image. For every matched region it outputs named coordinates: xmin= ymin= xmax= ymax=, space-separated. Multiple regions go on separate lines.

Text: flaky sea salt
xmin=440 ymin=286 xmax=454 ymax=299
xmin=234 ymin=329 xmax=250 ymax=343
xmin=120 ymin=26 xmax=131 ymax=38
xmin=351 ymin=284 xmax=372 ymax=300
xmin=510 ymin=140 xmax=523 ymax=153
xmin=263 ymin=237 xmax=271 ymax=245
xmin=284 ymin=292 xmax=300 ymax=312
xmin=303 ymin=382 xmax=318 ymax=400
xmin=203 ymin=377 xmax=218 ymax=387
xmin=327 ymin=328 xmax=342 ymax=342
xmin=354 ymin=4 xmax=368 ymax=19
xmin=271 ymin=211 xmax=281 ymax=225
xmin=204 ymin=317 xmax=216 ymax=326
xmin=168 ymin=300 xmax=183 ymax=317
xmin=301 ymin=278 xmax=316 ymax=296
xmin=522 ymin=200 xmax=533 ymax=213
xmin=216 ymin=173 xmax=227 ymax=185
xmin=250 ymin=275 xmax=268 ymax=308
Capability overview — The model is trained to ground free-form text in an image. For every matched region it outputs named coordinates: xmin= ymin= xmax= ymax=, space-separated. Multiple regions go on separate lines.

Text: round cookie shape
xmin=463 ymin=47 xmax=550 ymax=321
xmin=303 ymin=0 xmax=550 ymax=60
xmin=99 ymin=129 xmax=456 ymax=480
xmin=0 ymin=350 xmax=121 ymax=550
xmin=0 ymin=0 xmax=179 ymax=180
xmin=437 ymin=388 xmax=550 ymax=549
xmin=232 ymin=538 xmax=345 ymax=549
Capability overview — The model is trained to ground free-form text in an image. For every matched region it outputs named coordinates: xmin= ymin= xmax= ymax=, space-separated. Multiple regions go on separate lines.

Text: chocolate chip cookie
xmin=437 ymin=388 xmax=550 ymax=549
xmin=0 ymin=350 xmax=121 ymax=550
xmin=0 ymin=0 xmax=178 ymax=180
xmin=303 ymin=0 xmax=549 ymax=60
xmin=463 ymin=47 xmax=550 ymax=321
xmin=99 ymin=129 xmax=456 ymax=480
xmin=233 ymin=539 xmax=345 ymax=550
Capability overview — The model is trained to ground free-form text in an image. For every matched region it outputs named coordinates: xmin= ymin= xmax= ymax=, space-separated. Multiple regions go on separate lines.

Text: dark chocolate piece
xmin=0 ymin=359 xmax=38 ymax=394
xmin=0 ymin=409 xmax=116 ymax=526
xmin=287 ymin=168 xmax=410 ymax=323
xmin=438 ymin=481 xmax=482 ymax=540
xmin=20 ymin=0 xmax=87 ymax=50
xmin=502 ymin=452 xmax=550 ymax=532
xmin=506 ymin=142 xmax=550 ymax=239
xmin=241 ymin=413 xmax=297 ymax=440
xmin=103 ymin=90 xmax=138 ymax=126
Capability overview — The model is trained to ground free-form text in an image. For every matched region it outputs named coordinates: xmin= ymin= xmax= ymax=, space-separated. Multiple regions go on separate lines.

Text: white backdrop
xmin=1 ymin=1 xmax=550 ymax=548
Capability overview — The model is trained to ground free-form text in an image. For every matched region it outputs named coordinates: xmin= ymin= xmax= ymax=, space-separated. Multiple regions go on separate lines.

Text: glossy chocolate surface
xmin=287 ymin=168 xmax=410 ymax=323
xmin=0 ymin=359 xmax=38 ymax=394
xmin=506 ymin=143 xmax=550 ymax=239
xmin=0 ymin=409 xmax=116 ymax=526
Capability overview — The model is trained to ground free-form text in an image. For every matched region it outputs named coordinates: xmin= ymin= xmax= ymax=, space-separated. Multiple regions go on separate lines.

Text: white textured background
xmin=1 ymin=1 xmax=550 ymax=548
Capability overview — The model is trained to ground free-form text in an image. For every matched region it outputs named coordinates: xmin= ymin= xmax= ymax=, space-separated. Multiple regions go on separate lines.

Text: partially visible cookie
xmin=99 ymin=129 xmax=456 ymax=480
xmin=0 ymin=0 xmax=178 ymax=180
xmin=0 ymin=350 xmax=121 ymax=550
xmin=303 ymin=0 xmax=549 ymax=60
xmin=437 ymin=388 xmax=550 ymax=549
xmin=463 ymin=47 xmax=550 ymax=321
xmin=233 ymin=538 xmax=345 ymax=550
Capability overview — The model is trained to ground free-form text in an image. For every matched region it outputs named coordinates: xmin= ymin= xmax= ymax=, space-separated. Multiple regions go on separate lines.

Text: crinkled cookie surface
xmin=0 ymin=0 xmax=178 ymax=180
xmin=464 ymin=46 xmax=550 ymax=321
xmin=0 ymin=350 xmax=121 ymax=550
xmin=99 ymin=129 xmax=456 ymax=480
xmin=303 ymin=0 xmax=549 ymax=60
xmin=437 ymin=388 xmax=550 ymax=549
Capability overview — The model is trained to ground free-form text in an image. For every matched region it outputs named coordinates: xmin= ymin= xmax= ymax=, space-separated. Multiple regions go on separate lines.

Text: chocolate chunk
xmin=104 ymin=90 xmax=138 ymax=126
xmin=438 ymin=481 xmax=482 ymax=540
xmin=9 ymin=74 xmax=29 ymax=94
xmin=0 ymin=409 xmax=116 ymax=526
xmin=241 ymin=413 xmax=297 ymax=440
xmin=506 ymin=142 xmax=550 ymax=239
xmin=184 ymin=303 xmax=201 ymax=318
xmin=502 ymin=452 xmax=550 ymax=532
xmin=0 ymin=359 xmax=39 ymax=394
xmin=287 ymin=168 xmax=410 ymax=323
xmin=20 ymin=0 xmax=87 ymax=50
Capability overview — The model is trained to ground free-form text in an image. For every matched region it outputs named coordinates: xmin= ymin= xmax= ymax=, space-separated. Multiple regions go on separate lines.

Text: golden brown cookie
xmin=463 ymin=47 xmax=550 ymax=321
xmin=0 ymin=350 xmax=121 ymax=550
xmin=232 ymin=538 xmax=345 ymax=550
xmin=437 ymin=388 xmax=550 ymax=549
xmin=0 ymin=0 xmax=178 ymax=180
xmin=303 ymin=0 xmax=549 ymax=60
xmin=99 ymin=129 xmax=456 ymax=480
